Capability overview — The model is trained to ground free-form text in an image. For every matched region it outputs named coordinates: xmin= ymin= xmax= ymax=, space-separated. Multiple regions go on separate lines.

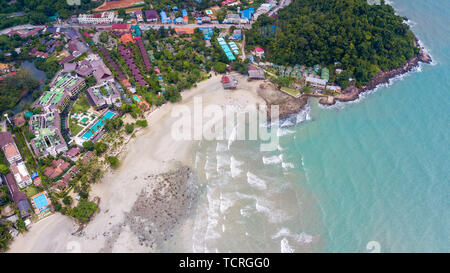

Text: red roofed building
xmin=66 ymin=147 xmax=80 ymax=161
xmin=119 ymin=33 xmax=135 ymax=44
xmin=112 ymin=24 xmax=130 ymax=32
xmin=221 ymin=75 xmax=237 ymax=89
xmin=254 ymin=47 xmax=265 ymax=58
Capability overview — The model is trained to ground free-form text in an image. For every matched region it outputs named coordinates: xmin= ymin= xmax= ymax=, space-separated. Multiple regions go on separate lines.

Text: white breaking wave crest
xmin=205 ymin=189 xmax=222 ymax=241
xmin=272 ymin=227 xmax=314 ymax=244
xmin=282 ymin=162 xmax=295 ymax=170
xmin=277 ymin=127 xmax=295 ymax=137
xmin=246 ymin=171 xmax=267 ymax=190
xmin=230 ymin=156 xmax=244 ymax=178
xmin=280 ymin=237 xmax=295 ymax=253
xmin=320 ymin=64 xmax=425 ymax=111
xmin=262 ymin=154 xmax=283 ymax=165
xmin=219 ymin=193 xmax=235 ymax=214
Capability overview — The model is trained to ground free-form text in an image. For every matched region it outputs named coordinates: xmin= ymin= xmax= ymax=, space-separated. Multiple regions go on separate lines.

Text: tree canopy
xmin=246 ymin=0 xmax=419 ymax=86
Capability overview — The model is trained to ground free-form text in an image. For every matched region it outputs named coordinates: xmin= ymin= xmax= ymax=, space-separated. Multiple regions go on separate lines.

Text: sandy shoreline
xmin=8 ymin=73 xmax=266 ymax=253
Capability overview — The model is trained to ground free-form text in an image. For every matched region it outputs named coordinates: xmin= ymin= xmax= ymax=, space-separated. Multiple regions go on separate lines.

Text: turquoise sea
xmin=165 ymin=0 xmax=449 ymax=253
xmin=286 ymin=0 xmax=449 ymax=252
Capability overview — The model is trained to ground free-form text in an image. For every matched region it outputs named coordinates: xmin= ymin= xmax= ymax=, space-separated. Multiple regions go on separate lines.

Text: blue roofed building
xmin=172 ymin=6 xmax=178 ymax=12
xmin=181 ymin=9 xmax=188 ymax=17
xmin=241 ymin=8 xmax=254 ymax=20
xmin=174 ymin=17 xmax=184 ymax=24
xmin=160 ymin=10 xmax=171 ymax=24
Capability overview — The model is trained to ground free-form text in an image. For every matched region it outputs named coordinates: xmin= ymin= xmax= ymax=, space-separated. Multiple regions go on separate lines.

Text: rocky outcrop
xmin=257 ymin=83 xmax=309 ymax=120
xmin=333 ymin=48 xmax=432 ymax=104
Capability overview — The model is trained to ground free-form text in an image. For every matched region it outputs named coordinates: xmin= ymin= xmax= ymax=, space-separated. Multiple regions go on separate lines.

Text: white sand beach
xmin=8 ymin=74 xmax=266 ymax=253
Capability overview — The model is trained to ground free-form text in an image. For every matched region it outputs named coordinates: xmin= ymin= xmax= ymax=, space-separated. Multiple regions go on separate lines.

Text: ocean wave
xmin=282 ymin=162 xmax=295 ymax=170
xmin=255 ymin=197 xmax=290 ymax=223
xmin=272 ymin=227 xmax=314 ymax=244
xmin=277 ymin=128 xmax=296 ymax=137
xmin=240 ymin=205 xmax=253 ymax=218
xmin=216 ymin=153 xmax=230 ymax=174
xmin=320 ymin=64 xmax=424 ymax=111
xmin=230 ymin=156 xmax=244 ymax=178
xmin=219 ymin=193 xmax=235 ymax=214
xmin=280 ymin=237 xmax=295 ymax=253
xmin=247 ymin=171 xmax=268 ymax=190
xmin=205 ymin=190 xmax=222 ymax=241
xmin=262 ymin=154 xmax=283 ymax=165
xmin=204 ymin=155 xmax=216 ymax=180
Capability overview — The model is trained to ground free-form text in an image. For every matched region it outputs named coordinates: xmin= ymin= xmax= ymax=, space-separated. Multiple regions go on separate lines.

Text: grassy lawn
xmin=69 ymin=118 xmax=84 ymax=136
xmin=281 ymin=87 xmax=300 ymax=97
xmin=24 ymin=185 xmax=41 ymax=198
xmin=71 ymin=95 xmax=91 ymax=114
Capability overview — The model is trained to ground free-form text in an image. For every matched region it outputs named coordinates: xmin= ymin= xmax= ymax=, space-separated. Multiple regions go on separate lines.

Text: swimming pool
xmin=33 ymin=193 xmax=49 ymax=212
xmin=133 ymin=95 xmax=141 ymax=102
xmin=81 ymin=111 xmax=116 ymax=140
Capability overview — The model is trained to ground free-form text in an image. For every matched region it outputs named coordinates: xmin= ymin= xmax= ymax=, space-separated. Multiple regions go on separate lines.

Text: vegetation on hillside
xmin=0 ymin=69 xmax=39 ymax=114
xmin=0 ymin=0 xmax=101 ymax=29
xmin=246 ymin=0 xmax=420 ymax=87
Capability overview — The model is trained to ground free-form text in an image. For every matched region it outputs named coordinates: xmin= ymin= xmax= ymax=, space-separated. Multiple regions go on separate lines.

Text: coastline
xmin=321 ymin=45 xmax=432 ymax=106
xmin=7 ymin=74 xmax=266 ymax=253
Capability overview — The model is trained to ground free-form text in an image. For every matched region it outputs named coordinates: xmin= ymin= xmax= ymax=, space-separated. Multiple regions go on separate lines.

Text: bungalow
xmin=254 ymin=47 xmax=265 ymax=58
xmin=221 ymin=75 xmax=237 ymax=89
xmin=248 ymin=66 xmax=265 ymax=80
xmin=66 ymin=147 xmax=80 ymax=161
xmin=13 ymin=115 xmax=26 ymax=127
xmin=241 ymin=8 xmax=254 ymax=20
xmin=145 ymin=10 xmax=158 ymax=23
xmin=160 ymin=11 xmax=171 ymax=24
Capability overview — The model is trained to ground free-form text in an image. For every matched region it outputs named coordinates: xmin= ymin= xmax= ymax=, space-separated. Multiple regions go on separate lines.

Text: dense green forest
xmin=0 ymin=0 xmax=101 ymax=29
xmin=145 ymin=0 xmax=218 ymax=11
xmin=246 ymin=0 xmax=420 ymax=87
xmin=0 ymin=69 xmax=39 ymax=114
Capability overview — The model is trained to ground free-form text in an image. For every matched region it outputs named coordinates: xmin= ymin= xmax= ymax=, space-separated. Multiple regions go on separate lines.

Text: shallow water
xmin=164 ymin=0 xmax=450 ymax=253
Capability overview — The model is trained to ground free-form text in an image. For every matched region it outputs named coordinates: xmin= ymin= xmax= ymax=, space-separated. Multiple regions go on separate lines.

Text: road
xmin=2 ymin=0 xmax=292 ymax=34
xmin=53 ymin=22 xmax=252 ymax=30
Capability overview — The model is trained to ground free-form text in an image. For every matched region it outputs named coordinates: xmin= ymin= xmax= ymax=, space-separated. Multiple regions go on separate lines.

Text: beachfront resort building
xmin=33 ymin=74 xmax=85 ymax=112
xmin=29 ymin=110 xmax=68 ymax=157
xmin=86 ymin=81 xmax=122 ymax=110
xmin=305 ymin=76 xmax=328 ymax=89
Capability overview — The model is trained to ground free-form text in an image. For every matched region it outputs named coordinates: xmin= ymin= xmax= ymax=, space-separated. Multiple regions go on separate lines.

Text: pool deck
xmin=30 ymin=191 xmax=52 ymax=216
xmin=73 ymin=109 xmax=117 ymax=145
